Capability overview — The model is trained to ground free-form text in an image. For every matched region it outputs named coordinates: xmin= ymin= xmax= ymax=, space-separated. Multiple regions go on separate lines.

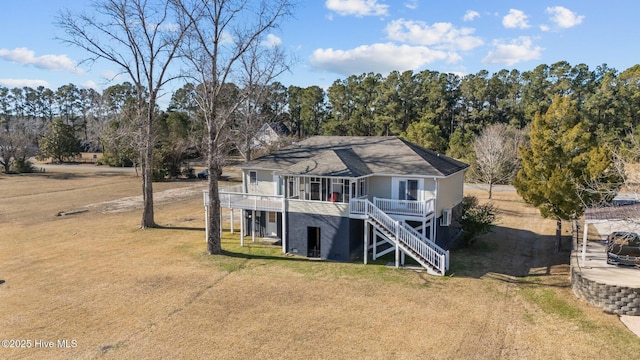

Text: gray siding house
xmin=213 ymin=136 xmax=469 ymax=275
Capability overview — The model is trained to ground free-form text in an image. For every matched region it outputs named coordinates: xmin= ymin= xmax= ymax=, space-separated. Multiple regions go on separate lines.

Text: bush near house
xmin=459 ymin=195 xmax=498 ymax=247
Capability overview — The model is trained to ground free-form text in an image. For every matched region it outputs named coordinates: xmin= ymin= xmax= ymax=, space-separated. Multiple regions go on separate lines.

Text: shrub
xmin=11 ymin=158 xmax=34 ymax=173
xmin=459 ymin=195 xmax=499 ymax=247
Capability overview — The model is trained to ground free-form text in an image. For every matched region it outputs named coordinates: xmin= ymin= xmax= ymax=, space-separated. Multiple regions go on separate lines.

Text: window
xmin=331 ymin=179 xmax=343 ymax=202
xmin=343 ymin=179 xmax=350 ymax=203
xmin=249 ymin=171 xmax=257 ymax=185
xmin=287 ymin=177 xmax=299 ymax=198
xmin=358 ymin=178 xmax=367 ymax=197
xmin=310 ymin=177 xmax=321 ymax=200
xmin=408 ymin=179 xmax=418 ymax=201
xmin=399 ymin=179 xmax=418 ymax=201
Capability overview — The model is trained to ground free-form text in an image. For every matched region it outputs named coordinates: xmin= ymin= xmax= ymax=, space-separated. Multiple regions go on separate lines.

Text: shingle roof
xmin=585 ymin=202 xmax=640 ymax=222
xmin=237 ymin=136 xmax=469 ymax=178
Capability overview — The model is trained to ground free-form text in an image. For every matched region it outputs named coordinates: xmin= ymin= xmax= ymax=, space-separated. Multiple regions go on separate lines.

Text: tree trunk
xmin=555 ymin=219 xmax=562 ymax=253
xmin=206 ymin=108 xmax=222 ymax=254
xmin=488 ymin=180 xmax=493 ymax=199
xmin=140 ymin=128 xmax=155 ymax=228
xmin=207 ymin=163 xmax=222 ymax=254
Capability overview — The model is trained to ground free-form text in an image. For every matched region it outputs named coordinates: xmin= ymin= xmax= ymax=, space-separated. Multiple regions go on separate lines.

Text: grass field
xmin=1 ymin=168 xmax=639 ymax=359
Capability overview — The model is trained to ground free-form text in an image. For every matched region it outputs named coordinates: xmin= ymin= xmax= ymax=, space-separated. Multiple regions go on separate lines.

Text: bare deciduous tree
xmin=472 ymin=123 xmax=524 ymax=199
xmin=233 ymin=40 xmax=290 ymax=162
xmin=175 ymin=0 xmax=295 ymax=254
xmin=57 ymin=0 xmax=193 ymax=228
xmin=0 ymin=126 xmax=35 ymax=173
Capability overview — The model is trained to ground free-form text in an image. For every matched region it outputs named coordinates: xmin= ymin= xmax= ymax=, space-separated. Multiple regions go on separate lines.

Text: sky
xmin=1 ymin=0 xmax=639 ymax=103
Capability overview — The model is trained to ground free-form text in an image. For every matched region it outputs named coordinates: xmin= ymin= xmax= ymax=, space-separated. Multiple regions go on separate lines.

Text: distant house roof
xmin=256 ymin=122 xmax=291 ymax=137
xmin=251 ymin=122 xmax=291 ymax=149
xmin=238 ymin=136 xmax=469 ymax=178
xmin=267 ymin=122 xmax=291 ymax=136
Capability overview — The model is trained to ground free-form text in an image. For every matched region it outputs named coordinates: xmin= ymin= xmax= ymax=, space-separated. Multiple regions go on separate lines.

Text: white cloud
xmin=325 ymin=0 xmax=389 ymax=17
xmin=404 ymin=0 xmax=418 ymax=10
xmin=100 ymin=70 xmax=121 ymax=82
xmin=546 ymin=6 xmax=584 ymax=28
xmin=81 ymin=80 xmax=99 ymax=90
xmin=463 ymin=10 xmax=480 ymax=22
xmin=540 ymin=24 xmax=550 ymax=32
xmin=220 ymin=30 xmax=235 ymax=46
xmin=0 ymin=48 xmax=82 ymax=74
xmin=262 ymin=34 xmax=282 ymax=48
xmin=502 ymin=9 xmax=530 ymax=29
xmin=482 ymin=37 xmax=542 ymax=66
xmin=310 ymin=43 xmax=459 ymax=76
xmin=0 ymin=78 xmax=49 ymax=88
xmin=385 ymin=19 xmax=483 ymax=51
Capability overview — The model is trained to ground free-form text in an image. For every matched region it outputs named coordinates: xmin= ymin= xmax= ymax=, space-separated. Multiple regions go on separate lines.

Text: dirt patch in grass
xmin=1 ymin=170 xmax=639 ymax=359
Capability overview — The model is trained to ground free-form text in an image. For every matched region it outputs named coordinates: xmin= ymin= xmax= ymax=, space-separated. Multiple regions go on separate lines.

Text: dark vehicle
xmin=606 ymin=232 xmax=640 ymax=267
xmin=197 ymin=169 xmax=208 ymax=179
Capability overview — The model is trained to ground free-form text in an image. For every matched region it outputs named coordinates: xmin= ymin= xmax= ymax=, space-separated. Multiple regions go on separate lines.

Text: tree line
xmin=2 ymin=61 xmax=639 ymax=168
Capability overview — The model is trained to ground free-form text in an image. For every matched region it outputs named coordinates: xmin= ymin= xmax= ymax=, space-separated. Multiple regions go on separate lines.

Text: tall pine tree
xmin=514 ymin=95 xmax=621 ymax=251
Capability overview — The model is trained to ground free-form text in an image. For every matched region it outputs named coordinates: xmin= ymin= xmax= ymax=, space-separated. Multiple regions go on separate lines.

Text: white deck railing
xmin=205 ymin=188 xmax=284 ymax=212
xmin=373 ymin=197 xmax=434 ymax=217
xmin=350 ymin=198 xmax=448 ymax=275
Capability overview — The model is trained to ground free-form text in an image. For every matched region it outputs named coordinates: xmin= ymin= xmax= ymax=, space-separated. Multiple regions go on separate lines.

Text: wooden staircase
xmin=351 ymin=199 xmax=449 ymax=276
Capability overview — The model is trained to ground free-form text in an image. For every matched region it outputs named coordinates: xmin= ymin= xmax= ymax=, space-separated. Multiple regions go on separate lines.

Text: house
xmin=209 ymin=136 xmax=469 ymax=275
xmin=251 ymin=121 xmax=291 ymax=149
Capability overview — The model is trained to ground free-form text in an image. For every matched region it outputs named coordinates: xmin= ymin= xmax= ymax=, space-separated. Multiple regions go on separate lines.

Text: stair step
xmin=365 ymin=204 xmax=446 ymax=275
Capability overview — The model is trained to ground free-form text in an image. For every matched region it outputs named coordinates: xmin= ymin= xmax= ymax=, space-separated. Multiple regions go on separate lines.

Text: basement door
xmin=307 ymin=226 xmax=321 ymax=258
xmin=266 ymin=211 xmax=278 ymax=237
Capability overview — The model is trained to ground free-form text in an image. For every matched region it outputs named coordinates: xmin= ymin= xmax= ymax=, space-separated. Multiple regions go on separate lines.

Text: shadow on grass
xmin=21 ymin=171 xmax=134 ymax=180
xmin=155 ymin=225 xmax=206 ymax=232
xmin=448 ymin=225 xmax=572 ymax=280
xmin=218 ymin=249 xmax=310 ymax=263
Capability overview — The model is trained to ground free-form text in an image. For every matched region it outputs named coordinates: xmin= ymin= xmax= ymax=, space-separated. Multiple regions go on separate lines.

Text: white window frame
xmin=392 ymin=177 xmax=423 ymax=201
xmin=249 ymin=171 xmax=258 ymax=185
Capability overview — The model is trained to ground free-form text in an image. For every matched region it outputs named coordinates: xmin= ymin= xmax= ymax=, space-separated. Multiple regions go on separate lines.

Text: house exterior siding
xmin=423 ymin=178 xmax=436 ymax=200
xmin=435 ymin=201 xmax=463 ymax=248
xmin=286 ymin=212 xmax=353 ymax=261
xmin=435 ymin=170 xmax=465 ymax=217
xmin=244 ymin=169 xmax=276 ymax=195
xmin=368 ymin=176 xmax=391 ymax=199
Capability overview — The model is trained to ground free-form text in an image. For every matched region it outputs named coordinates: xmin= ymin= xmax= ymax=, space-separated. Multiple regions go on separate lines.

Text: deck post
xmin=204 ymin=205 xmax=209 ymax=244
xmin=281 ymin=212 xmax=286 ymax=254
xmin=394 ymin=220 xmax=400 ymax=268
xmin=230 ymin=208 xmax=234 ymax=234
xmin=219 ymin=209 xmax=223 ymax=238
xmin=240 ymin=210 xmax=244 ymax=247
xmin=252 ymin=210 xmax=256 ymax=242
xmin=581 ymin=220 xmax=589 ymax=267
xmin=281 ymin=200 xmax=287 ymax=254
xmin=363 ymin=220 xmax=369 ymax=265
xmin=373 ymin=231 xmax=377 ymax=260
xmin=430 ymin=218 xmax=435 ymax=243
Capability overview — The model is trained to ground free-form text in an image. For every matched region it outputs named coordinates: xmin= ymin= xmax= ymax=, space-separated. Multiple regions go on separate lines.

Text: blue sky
xmin=1 ymin=0 xmax=639 ymax=100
